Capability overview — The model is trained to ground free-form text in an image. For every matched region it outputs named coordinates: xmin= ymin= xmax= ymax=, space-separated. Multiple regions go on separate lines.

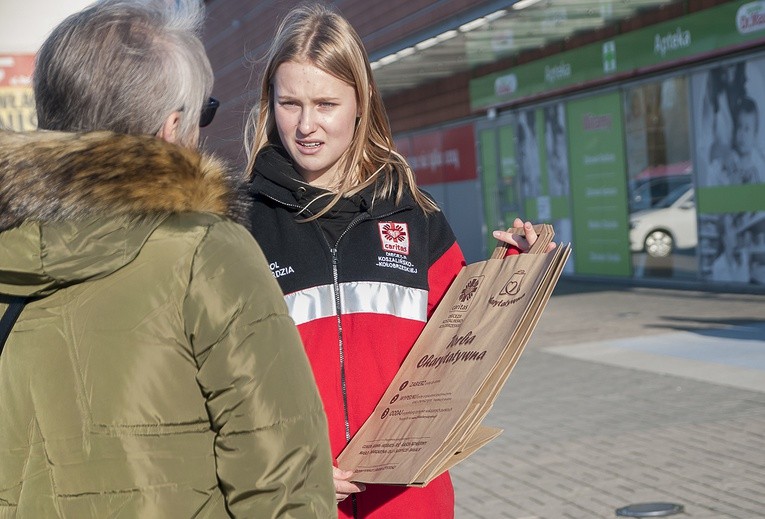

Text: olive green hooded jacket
xmin=0 ymin=130 xmax=336 ymax=518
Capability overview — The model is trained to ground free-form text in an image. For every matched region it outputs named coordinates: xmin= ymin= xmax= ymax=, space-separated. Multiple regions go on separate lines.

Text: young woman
xmin=245 ymin=4 xmax=552 ymax=517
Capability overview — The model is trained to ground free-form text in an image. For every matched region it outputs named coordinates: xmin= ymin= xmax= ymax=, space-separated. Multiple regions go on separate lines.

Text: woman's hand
xmin=492 ymin=217 xmax=557 ymax=253
xmin=333 ymin=466 xmax=366 ymax=503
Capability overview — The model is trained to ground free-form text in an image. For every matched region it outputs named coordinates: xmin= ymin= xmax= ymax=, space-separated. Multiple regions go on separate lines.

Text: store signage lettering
xmin=544 ymin=61 xmax=571 ymax=84
xmin=587 ymin=220 xmax=619 ymax=230
xmin=583 ymin=153 xmax=616 ymax=165
xmin=737 ymin=1 xmax=765 ymax=33
xmin=585 ymin=186 xmax=619 ymax=197
xmin=399 ymin=123 xmax=477 ymax=185
xmin=582 ymin=113 xmax=613 ymax=131
xmin=409 ymin=149 xmax=460 ymax=171
xmin=0 ymin=91 xmax=33 ymax=109
xmin=653 ymin=27 xmax=691 ymax=57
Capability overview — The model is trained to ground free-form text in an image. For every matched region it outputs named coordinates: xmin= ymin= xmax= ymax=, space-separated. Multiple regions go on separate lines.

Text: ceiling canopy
xmin=369 ymin=0 xmax=677 ymax=96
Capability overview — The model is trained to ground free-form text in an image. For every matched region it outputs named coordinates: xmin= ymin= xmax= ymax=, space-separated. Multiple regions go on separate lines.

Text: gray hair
xmin=34 ymin=0 xmax=212 ymax=145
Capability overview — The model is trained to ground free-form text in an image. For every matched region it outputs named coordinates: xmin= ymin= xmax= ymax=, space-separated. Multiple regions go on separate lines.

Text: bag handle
xmin=0 ymin=296 xmax=27 ymax=356
xmin=490 ymin=223 xmax=555 ymax=259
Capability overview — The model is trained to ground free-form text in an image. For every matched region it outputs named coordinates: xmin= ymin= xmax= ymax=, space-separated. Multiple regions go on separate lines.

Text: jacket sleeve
xmin=426 ymin=210 xmax=466 ymax=317
xmin=183 ymin=220 xmax=336 ymax=518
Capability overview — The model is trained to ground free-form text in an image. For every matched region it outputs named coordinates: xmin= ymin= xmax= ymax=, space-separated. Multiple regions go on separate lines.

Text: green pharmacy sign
xmin=470 ymin=0 xmax=765 ymax=111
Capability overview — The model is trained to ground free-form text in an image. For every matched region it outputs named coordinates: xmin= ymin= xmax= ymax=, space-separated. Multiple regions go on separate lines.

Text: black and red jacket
xmin=248 ymin=147 xmax=465 ymax=518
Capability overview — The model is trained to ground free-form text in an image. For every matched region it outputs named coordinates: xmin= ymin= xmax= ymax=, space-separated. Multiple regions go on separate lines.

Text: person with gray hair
xmin=34 ymin=0 xmax=213 ymax=144
xmin=0 ymin=1 xmax=336 ymax=517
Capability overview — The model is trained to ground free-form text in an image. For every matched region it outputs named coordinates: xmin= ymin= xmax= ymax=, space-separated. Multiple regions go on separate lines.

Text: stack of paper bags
xmin=337 ymin=224 xmax=571 ymax=486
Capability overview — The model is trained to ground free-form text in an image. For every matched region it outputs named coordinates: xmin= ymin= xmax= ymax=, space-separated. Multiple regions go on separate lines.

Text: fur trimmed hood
xmin=0 ymin=130 xmax=249 ymax=231
xmin=0 ymin=130 xmax=249 ymax=297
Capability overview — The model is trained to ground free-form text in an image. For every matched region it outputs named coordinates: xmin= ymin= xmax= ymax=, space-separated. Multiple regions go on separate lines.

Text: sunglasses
xmin=200 ymin=97 xmax=219 ymax=127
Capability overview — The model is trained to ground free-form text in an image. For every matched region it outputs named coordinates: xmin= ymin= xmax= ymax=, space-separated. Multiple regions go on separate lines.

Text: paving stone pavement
xmin=452 ymin=280 xmax=765 ymax=519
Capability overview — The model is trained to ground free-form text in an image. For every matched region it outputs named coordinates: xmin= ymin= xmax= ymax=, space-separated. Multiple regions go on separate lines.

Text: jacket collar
xmin=249 ymin=145 xmax=412 ymax=217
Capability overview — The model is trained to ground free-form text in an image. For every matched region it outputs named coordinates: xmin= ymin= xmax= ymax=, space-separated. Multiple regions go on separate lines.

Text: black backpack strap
xmin=0 ymin=296 xmax=27 ymax=356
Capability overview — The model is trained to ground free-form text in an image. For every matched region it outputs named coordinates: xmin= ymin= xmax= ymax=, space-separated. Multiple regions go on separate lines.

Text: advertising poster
xmin=698 ymin=212 xmax=765 ymax=285
xmin=692 ymin=55 xmax=765 ymax=199
xmin=567 ymin=92 xmax=631 ymax=276
xmin=0 ymin=54 xmax=36 ymax=131
xmin=691 ymin=54 xmax=765 ymax=285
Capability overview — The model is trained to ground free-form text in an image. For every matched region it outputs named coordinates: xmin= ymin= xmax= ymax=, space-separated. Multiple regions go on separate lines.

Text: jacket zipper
xmin=329 ymin=207 xmax=406 ymax=444
xmin=328 ymin=213 xmax=370 ymax=445
xmin=329 ymin=215 xmax=366 ymax=519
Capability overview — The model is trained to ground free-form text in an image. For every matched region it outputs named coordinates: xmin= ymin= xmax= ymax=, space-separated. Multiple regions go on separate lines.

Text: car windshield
xmin=629 ymin=175 xmax=692 ymax=212
xmin=654 ymin=184 xmax=692 ymax=209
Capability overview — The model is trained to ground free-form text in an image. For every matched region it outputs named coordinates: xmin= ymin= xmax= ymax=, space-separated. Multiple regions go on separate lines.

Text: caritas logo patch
xmin=378 ymin=222 xmax=410 ymax=255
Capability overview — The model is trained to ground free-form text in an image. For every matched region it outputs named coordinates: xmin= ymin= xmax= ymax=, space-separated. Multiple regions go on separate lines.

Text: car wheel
xmin=644 ymin=230 xmax=673 ymax=258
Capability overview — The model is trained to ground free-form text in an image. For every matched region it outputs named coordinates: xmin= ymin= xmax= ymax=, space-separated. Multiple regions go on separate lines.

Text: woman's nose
xmin=299 ymin=109 xmax=316 ymax=134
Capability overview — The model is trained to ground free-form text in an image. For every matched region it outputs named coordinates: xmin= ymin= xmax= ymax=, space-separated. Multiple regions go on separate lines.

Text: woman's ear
xmin=156 ymin=111 xmax=183 ymax=144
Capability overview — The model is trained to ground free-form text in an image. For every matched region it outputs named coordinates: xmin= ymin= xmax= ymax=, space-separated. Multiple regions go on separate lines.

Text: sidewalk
xmin=452 ymin=279 xmax=765 ymax=519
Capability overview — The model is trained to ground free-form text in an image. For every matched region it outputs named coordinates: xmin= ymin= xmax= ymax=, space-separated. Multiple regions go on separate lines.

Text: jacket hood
xmin=0 ymin=130 xmax=249 ymax=297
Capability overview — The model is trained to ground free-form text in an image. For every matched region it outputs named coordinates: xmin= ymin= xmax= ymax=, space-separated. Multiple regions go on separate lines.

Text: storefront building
xmin=203 ymin=0 xmax=765 ymax=289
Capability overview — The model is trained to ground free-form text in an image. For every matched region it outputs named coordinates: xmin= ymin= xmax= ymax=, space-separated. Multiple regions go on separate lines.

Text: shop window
xmin=623 ymin=77 xmax=696 ymax=280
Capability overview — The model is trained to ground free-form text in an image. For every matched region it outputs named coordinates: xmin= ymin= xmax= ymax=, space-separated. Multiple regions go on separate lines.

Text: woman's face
xmin=273 ymin=60 xmax=358 ymax=188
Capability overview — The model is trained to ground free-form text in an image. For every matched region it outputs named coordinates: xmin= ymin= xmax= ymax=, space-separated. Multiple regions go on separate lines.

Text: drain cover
xmin=616 ymin=502 xmax=684 ymax=517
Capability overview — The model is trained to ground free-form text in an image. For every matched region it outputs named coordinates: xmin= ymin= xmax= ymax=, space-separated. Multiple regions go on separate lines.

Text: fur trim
xmin=0 ymin=130 xmax=250 ymax=231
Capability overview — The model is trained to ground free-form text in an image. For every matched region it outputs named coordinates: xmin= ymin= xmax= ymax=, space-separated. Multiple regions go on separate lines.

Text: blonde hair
xmin=245 ymin=2 xmax=437 ymax=215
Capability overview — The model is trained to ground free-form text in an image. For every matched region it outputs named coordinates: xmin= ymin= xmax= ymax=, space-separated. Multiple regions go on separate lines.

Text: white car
xmin=629 ymin=186 xmax=697 ymax=258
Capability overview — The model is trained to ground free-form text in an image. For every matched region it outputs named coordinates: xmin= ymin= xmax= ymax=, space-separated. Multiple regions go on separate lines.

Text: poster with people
xmin=692 ymin=56 xmax=765 ymax=187
xmin=699 ymin=212 xmax=765 ymax=285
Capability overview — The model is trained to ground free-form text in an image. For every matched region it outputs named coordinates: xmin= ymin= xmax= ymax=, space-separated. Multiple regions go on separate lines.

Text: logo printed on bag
xmin=450 ymin=276 xmax=483 ymax=313
xmin=440 ymin=276 xmax=484 ymax=329
xmin=489 ymin=269 xmax=527 ymax=306
xmin=500 ymin=269 xmax=526 ymax=296
xmin=378 ymin=222 xmax=409 ymax=255
xmin=459 ymin=279 xmax=479 ymax=302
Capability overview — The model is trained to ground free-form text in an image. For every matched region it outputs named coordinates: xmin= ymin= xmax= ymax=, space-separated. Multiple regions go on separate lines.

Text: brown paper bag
xmin=337 ymin=225 xmax=571 ymax=486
